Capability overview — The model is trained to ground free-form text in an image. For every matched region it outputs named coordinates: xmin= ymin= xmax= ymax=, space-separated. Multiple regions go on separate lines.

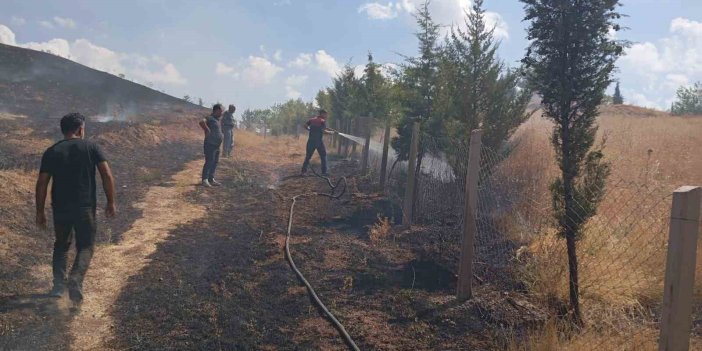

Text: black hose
xmin=283 ymin=169 xmax=358 ymax=350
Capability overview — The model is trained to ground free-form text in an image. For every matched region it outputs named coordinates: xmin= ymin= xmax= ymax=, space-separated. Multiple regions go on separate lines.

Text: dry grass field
xmin=501 ymin=105 xmax=702 ymax=349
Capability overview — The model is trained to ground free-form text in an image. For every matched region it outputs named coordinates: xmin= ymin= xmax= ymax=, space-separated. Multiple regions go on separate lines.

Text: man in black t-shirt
xmin=301 ymin=109 xmax=336 ymax=176
xmin=36 ymin=113 xmax=117 ymax=302
xmin=198 ymin=104 xmax=224 ymax=187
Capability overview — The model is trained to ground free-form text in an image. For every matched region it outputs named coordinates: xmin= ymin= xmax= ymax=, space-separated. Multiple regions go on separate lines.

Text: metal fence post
xmin=659 ymin=186 xmax=701 ymax=351
xmin=402 ymin=120 xmax=420 ymax=227
xmin=457 ymin=129 xmax=482 ymax=301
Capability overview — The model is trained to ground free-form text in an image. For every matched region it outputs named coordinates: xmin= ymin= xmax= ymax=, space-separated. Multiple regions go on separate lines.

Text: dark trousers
xmin=202 ymin=142 xmax=221 ymax=181
xmin=52 ymin=208 xmax=97 ymax=288
xmin=223 ymin=129 xmax=234 ymax=157
xmin=302 ymin=141 xmax=327 ymax=174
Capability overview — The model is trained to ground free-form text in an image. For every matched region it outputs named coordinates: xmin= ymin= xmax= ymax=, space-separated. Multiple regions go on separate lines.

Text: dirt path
xmin=69 ymin=160 xmax=206 ymax=350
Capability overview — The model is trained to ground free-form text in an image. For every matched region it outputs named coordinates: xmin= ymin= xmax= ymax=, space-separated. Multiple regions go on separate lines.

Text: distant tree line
xmin=671 ymin=81 xmax=702 ymax=115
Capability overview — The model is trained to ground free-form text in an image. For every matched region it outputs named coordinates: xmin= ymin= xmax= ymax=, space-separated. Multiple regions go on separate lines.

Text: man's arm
xmin=199 ymin=118 xmax=210 ymax=134
xmin=97 ymin=161 xmax=117 ymax=217
xmin=35 ymin=173 xmax=51 ymax=229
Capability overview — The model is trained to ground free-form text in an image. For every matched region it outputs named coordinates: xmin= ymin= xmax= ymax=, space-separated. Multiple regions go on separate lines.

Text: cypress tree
xmin=612 ymin=82 xmax=624 ymax=104
xmin=521 ymin=0 xmax=623 ymax=323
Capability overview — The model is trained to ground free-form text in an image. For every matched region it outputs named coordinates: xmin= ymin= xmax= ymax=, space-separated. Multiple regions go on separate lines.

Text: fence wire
xmin=352 ymin=128 xmax=700 ymax=350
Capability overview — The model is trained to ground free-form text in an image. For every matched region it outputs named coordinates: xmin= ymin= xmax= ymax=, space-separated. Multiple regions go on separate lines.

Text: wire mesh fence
xmin=349 ymin=126 xmax=701 ymax=349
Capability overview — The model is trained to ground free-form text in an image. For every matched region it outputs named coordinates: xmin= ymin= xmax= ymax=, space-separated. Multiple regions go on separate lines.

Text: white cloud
xmin=215 ymin=62 xmax=235 ymax=75
xmin=288 ymin=53 xmax=312 ymax=68
xmin=39 ymin=21 xmax=54 ymax=29
xmin=626 ymin=91 xmax=659 ymax=109
xmin=285 ymin=86 xmax=301 ymax=99
xmin=315 ymin=50 xmax=341 ymax=77
xmin=285 ymin=74 xmax=308 ymax=86
xmin=23 ymin=38 xmax=71 ymax=57
xmin=53 ymin=17 xmax=76 ymax=29
xmin=0 ymin=25 xmax=17 ymax=45
xmin=10 ymin=16 xmax=26 ymax=26
xmin=243 ymin=56 xmax=283 ymax=85
xmin=619 ymin=17 xmax=702 ymax=109
xmin=1 ymin=24 xmax=186 ymax=86
xmin=358 ymin=3 xmax=399 ymax=20
xmin=358 ymin=0 xmax=509 ymax=39
xmin=274 ymin=49 xmax=283 ymax=62
xmin=217 ymin=56 xmax=283 ymax=86
xmin=354 ymin=64 xmax=365 ymax=78
xmin=132 ymin=62 xmax=186 ymax=85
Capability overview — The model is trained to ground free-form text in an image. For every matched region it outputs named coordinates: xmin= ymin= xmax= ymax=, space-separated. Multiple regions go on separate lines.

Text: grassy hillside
xmin=0 ymin=43 xmax=202 ymax=120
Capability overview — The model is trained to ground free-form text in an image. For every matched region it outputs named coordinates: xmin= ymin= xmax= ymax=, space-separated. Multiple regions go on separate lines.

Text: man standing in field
xmin=35 ymin=112 xmax=117 ymax=302
xmin=199 ymin=104 xmax=224 ymax=187
xmin=301 ymin=109 xmax=335 ymax=176
xmin=222 ymin=104 xmax=236 ymax=157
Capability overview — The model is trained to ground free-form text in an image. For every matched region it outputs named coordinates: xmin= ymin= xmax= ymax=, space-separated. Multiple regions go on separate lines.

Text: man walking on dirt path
xmin=199 ymin=104 xmax=224 ymax=187
xmin=35 ymin=112 xmax=117 ymax=303
xmin=222 ymin=104 xmax=236 ymax=157
xmin=301 ymin=109 xmax=336 ymax=176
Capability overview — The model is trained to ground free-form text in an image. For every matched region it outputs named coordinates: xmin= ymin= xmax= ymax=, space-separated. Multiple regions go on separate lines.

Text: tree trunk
xmin=561 ymin=121 xmax=582 ymax=325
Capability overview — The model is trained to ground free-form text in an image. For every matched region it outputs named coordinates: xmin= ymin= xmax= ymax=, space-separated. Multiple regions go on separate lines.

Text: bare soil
xmin=1 ymin=123 xmax=544 ymax=350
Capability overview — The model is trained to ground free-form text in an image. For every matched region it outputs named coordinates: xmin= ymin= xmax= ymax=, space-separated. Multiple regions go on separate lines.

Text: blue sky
xmin=1 ymin=0 xmax=701 ymax=113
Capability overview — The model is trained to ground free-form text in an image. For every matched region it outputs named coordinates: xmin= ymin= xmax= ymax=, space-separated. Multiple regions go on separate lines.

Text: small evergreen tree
xmin=360 ymin=52 xmax=391 ymax=121
xmin=671 ymin=81 xmax=702 ymax=115
xmin=612 ymin=82 xmax=624 ymax=104
xmin=441 ymin=0 xmax=532 ymax=159
xmin=198 ymin=97 xmax=204 ymax=106
xmin=392 ymin=1 xmax=442 ymax=164
xmin=183 ymin=95 xmax=192 ymax=103
xmin=522 ymin=0 xmax=623 ymax=323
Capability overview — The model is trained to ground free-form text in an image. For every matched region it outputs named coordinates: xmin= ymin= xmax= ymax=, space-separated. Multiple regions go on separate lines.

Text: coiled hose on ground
xmin=283 ymin=168 xmax=360 ymax=351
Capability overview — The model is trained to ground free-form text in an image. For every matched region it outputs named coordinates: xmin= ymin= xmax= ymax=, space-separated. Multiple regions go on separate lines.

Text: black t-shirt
xmin=39 ymin=138 xmax=108 ymax=211
xmin=306 ymin=116 xmax=326 ymax=144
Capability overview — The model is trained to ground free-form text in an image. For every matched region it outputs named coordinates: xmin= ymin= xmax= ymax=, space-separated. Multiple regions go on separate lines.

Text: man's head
xmin=60 ymin=112 xmax=86 ymax=138
xmin=228 ymin=104 xmax=236 ymax=113
xmin=212 ymin=104 xmax=223 ymax=117
xmin=319 ymin=109 xmax=328 ymax=119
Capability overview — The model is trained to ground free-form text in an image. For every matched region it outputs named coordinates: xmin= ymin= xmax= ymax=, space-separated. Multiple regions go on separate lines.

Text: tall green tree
xmin=671 ymin=81 xmax=702 ymax=115
xmin=522 ymin=0 xmax=623 ymax=323
xmin=612 ymin=82 xmax=624 ymax=104
xmin=329 ymin=65 xmax=363 ymax=137
xmin=360 ymin=52 xmax=391 ymax=121
xmin=441 ymin=0 xmax=532 ymax=158
xmin=391 ymin=1 xmax=442 ymax=163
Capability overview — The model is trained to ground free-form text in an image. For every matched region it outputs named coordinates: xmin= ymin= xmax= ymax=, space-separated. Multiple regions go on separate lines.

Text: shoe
xmin=202 ymin=179 xmax=212 ymax=187
xmin=209 ymin=179 xmax=222 ymax=186
xmin=49 ymin=284 xmax=64 ymax=298
xmin=68 ymin=281 xmax=83 ymax=303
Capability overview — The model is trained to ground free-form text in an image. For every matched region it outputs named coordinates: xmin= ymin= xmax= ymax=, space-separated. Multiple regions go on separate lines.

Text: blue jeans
xmin=223 ymin=128 xmax=234 ymax=156
xmin=202 ymin=143 xmax=221 ymax=181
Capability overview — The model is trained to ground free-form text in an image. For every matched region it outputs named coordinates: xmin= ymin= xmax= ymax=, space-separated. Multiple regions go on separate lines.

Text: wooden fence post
xmin=336 ymin=120 xmax=342 ymax=155
xmin=402 ymin=120 xmax=420 ymax=227
xmin=457 ymin=129 xmax=482 ymax=301
xmin=379 ymin=115 xmax=391 ymax=191
xmin=362 ymin=114 xmax=372 ymax=175
xmin=659 ymin=186 xmax=701 ymax=351
xmin=351 ymin=118 xmax=358 ymax=158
